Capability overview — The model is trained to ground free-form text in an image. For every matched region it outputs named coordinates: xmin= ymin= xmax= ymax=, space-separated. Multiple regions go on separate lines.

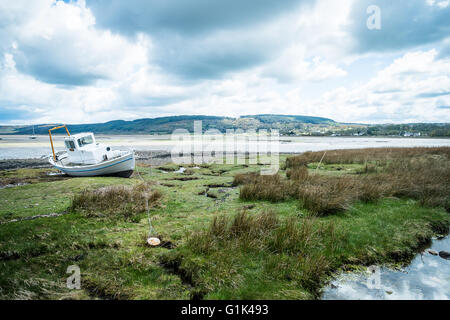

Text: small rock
xmin=438 ymin=251 xmax=450 ymax=260
xmin=330 ymin=283 xmax=338 ymax=289
xmin=385 ymin=290 xmax=393 ymax=295
xmin=428 ymin=250 xmax=438 ymax=256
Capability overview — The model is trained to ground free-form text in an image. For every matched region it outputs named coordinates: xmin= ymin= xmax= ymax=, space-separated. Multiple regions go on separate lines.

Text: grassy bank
xmin=0 ymin=148 xmax=448 ymax=299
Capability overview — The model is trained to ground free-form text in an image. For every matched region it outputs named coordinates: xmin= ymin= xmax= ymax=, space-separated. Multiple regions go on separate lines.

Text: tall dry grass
xmin=286 ymin=147 xmax=450 ymax=168
xmin=239 ymin=174 xmax=288 ymax=202
xmin=70 ymin=182 xmax=162 ymax=220
xmin=188 ymin=210 xmax=336 ymax=256
xmin=232 ymin=172 xmax=260 ymax=186
xmin=238 ymin=147 xmax=450 ymax=215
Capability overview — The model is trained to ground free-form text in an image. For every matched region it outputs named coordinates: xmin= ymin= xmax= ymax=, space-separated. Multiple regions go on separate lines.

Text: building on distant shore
xmin=403 ymin=132 xmax=421 ymax=137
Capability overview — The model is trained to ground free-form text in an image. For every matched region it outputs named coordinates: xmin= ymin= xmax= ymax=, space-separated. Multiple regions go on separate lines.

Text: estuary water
xmin=1 ymin=135 xmax=449 ymax=160
xmin=322 ymin=237 xmax=450 ymax=300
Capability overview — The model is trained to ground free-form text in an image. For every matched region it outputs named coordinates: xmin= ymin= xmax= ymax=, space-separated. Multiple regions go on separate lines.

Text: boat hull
xmin=49 ymin=152 xmax=135 ymax=177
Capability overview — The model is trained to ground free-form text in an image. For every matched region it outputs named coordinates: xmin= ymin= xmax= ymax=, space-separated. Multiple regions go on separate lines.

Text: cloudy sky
xmin=0 ymin=0 xmax=449 ymax=125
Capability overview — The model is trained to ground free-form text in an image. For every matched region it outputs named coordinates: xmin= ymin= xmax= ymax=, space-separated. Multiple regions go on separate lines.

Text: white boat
xmin=29 ymin=125 xmax=37 ymax=139
xmin=47 ymin=125 xmax=135 ymax=177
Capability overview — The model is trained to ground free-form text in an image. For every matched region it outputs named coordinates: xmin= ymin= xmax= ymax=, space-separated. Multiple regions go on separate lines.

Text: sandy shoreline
xmin=0 ymin=150 xmax=173 ymax=170
xmin=0 ymin=150 xmax=301 ymax=170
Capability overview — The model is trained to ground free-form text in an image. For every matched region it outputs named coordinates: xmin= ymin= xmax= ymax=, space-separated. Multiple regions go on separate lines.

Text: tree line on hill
xmin=2 ymin=115 xmax=449 ymax=137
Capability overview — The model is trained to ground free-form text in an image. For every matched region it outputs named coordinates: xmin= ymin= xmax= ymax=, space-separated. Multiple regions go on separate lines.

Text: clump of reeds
xmin=188 ymin=210 xmax=279 ymax=253
xmin=239 ymin=174 xmax=288 ymax=202
xmin=382 ymin=157 xmax=450 ymax=210
xmin=296 ymin=175 xmax=359 ymax=215
xmin=286 ymin=147 xmax=450 ymax=168
xmin=237 ymin=147 xmax=450 ymax=215
xmin=232 ymin=172 xmax=260 ymax=186
xmin=268 ymin=217 xmax=331 ymax=255
xmin=356 ymin=162 xmax=378 ymax=174
xmin=188 ymin=210 xmax=336 ymax=255
xmin=286 ymin=166 xmax=309 ymax=181
xmin=70 ymin=182 xmax=162 ymax=221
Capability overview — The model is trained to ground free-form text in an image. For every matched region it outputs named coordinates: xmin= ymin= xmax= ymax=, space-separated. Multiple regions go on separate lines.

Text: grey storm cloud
xmin=151 ymin=31 xmax=283 ymax=79
xmin=86 ymin=0 xmax=308 ymax=36
xmin=13 ymin=44 xmax=104 ymax=86
xmin=348 ymin=0 xmax=450 ymax=53
xmin=85 ymin=0 xmax=311 ymax=80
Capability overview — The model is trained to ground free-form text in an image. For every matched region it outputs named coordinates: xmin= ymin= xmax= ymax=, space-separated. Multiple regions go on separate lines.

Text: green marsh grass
xmin=0 ymin=149 xmax=448 ymax=300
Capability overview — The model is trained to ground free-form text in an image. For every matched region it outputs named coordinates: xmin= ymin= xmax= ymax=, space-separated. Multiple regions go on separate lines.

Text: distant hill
xmin=240 ymin=114 xmax=334 ymax=124
xmin=1 ymin=114 xmax=335 ymax=135
xmin=1 ymin=115 xmax=449 ymax=137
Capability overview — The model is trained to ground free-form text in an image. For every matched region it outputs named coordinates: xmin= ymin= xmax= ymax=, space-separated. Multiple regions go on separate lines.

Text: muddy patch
xmin=156 ymin=166 xmax=177 ymax=172
xmin=0 ymin=182 xmax=29 ymax=189
xmin=83 ymin=278 xmax=131 ymax=300
xmin=159 ymin=255 xmax=193 ymax=285
xmin=159 ymin=254 xmax=206 ymax=300
xmin=211 ymin=169 xmax=231 ymax=176
xmin=198 ymin=187 xmax=233 ymax=202
xmin=159 ymin=240 xmax=176 ymax=249
xmin=197 ymin=188 xmax=219 ymax=199
xmin=135 ymin=151 xmax=172 ymax=167
xmin=204 ymin=183 xmax=232 ymax=188
xmin=0 ymin=245 xmax=49 ymax=262
xmin=168 ymin=177 xmax=199 ymax=181
xmin=0 ymin=170 xmax=69 ymax=188
xmin=160 ymin=183 xmax=177 ymax=188
xmin=0 ymin=158 xmax=51 ymax=170
xmin=206 ymin=192 xmax=218 ymax=199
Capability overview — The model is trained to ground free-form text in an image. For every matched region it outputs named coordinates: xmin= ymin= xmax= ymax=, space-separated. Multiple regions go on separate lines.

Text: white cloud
xmin=427 ymin=0 xmax=449 ymax=8
xmin=0 ymin=0 xmax=449 ymax=125
xmin=309 ymin=50 xmax=450 ymax=123
xmin=8 ymin=0 xmax=148 ymax=85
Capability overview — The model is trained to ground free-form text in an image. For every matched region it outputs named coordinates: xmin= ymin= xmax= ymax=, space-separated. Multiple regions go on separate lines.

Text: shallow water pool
xmin=322 ymin=236 xmax=450 ymax=300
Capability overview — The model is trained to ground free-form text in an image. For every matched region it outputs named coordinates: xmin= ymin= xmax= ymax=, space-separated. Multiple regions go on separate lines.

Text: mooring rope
xmin=134 ymin=151 xmax=156 ymax=238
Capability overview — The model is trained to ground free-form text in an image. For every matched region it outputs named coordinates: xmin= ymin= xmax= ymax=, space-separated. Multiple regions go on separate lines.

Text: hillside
xmin=0 ymin=114 xmax=335 ymax=135
xmin=1 ymin=115 xmax=449 ymax=137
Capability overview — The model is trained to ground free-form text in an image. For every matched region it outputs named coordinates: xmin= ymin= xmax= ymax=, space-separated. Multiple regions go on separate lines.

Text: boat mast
xmin=48 ymin=124 xmax=71 ymax=161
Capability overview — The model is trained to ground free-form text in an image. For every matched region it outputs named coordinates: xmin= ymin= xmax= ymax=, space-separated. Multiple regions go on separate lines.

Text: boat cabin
xmin=63 ymin=132 xmax=115 ymax=165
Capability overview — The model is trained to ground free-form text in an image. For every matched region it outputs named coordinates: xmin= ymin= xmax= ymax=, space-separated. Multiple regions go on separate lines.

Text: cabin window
xmin=77 ymin=135 xmax=94 ymax=147
xmin=65 ymin=140 xmax=76 ymax=149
